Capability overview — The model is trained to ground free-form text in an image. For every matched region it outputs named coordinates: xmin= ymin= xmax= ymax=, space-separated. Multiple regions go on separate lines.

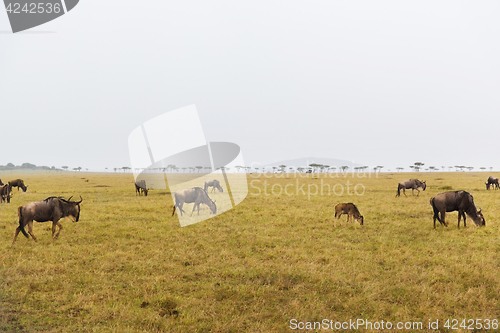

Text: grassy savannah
xmin=0 ymin=171 xmax=499 ymax=332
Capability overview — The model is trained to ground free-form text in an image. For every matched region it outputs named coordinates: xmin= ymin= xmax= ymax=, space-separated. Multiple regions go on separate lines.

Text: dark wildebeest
xmin=430 ymin=191 xmax=485 ymax=229
xmin=135 ymin=180 xmax=148 ymax=196
xmin=396 ymin=179 xmax=426 ymax=197
xmin=8 ymin=179 xmax=27 ymax=192
xmin=0 ymin=184 xmax=12 ymax=203
xmin=334 ymin=203 xmax=364 ymax=225
xmin=12 ymin=196 xmax=83 ymax=243
xmin=204 ymin=179 xmax=223 ymax=193
xmin=485 ymin=176 xmax=499 ymax=190
xmin=172 ymin=187 xmax=216 ymax=217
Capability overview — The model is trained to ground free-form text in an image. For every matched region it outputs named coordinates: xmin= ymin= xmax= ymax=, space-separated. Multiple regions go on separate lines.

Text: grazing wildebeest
xmin=12 ymin=196 xmax=83 ymax=243
xmin=485 ymin=176 xmax=499 ymax=190
xmin=135 ymin=180 xmax=148 ymax=196
xmin=0 ymin=184 xmax=12 ymax=203
xmin=204 ymin=179 xmax=223 ymax=193
xmin=8 ymin=179 xmax=27 ymax=192
xmin=430 ymin=191 xmax=485 ymax=229
xmin=396 ymin=179 xmax=426 ymax=197
xmin=172 ymin=187 xmax=216 ymax=217
xmin=334 ymin=203 xmax=364 ymax=225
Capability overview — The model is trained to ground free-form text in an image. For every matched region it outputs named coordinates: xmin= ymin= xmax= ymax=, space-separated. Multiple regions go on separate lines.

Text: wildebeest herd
xmin=4 ymin=174 xmax=496 ymax=245
xmin=134 ymin=179 xmax=220 ymax=218
xmin=335 ymin=177 xmax=491 ymax=229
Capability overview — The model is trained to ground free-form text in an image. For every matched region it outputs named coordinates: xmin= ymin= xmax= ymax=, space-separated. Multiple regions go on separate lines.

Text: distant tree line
xmin=0 ymin=162 xmax=57 ymax=171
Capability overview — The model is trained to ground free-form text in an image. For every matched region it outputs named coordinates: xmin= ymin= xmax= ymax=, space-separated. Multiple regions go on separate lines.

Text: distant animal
xmin=430 ymin=191 xmax=485 ymax=229
xmin=0 ymin=184 xmax=12 ymax=203
xmin=172 ymin=187 xmax=216 ymax=217
xmin=396 ymin=179 xmax=426 ymax=197
xmin=204 ymin=179 xmax=223 ymax=193
xmin=8 ymin=179 xmax=27 ymax=192
xmin=135 ymin=180 xmax=148 ymax=196
xmin=485 ymin=176 xmax=499 ymax=190
xmin=334 ymin=203 xmax=364 ymax=225
xmin=13 ymin=196 xmax=83 ymax=243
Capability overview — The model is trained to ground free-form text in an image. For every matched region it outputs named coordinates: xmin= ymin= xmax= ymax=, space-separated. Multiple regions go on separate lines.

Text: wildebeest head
xmin=357 ymin=215 xmax=364 ymax=225
xmin=65 ymin=196 xmax=83 ymax=222
xmin=473 ymin=208 xmax=485 ymax=226
xmin=418 ymin=180 xmax=427 ymax=191
xmin=485 ymin=182 xmax=491 ymax=190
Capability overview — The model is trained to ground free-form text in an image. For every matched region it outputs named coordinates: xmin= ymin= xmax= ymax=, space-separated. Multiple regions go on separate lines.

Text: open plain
xmin=0 ymin=171 xmax=499 ymax=332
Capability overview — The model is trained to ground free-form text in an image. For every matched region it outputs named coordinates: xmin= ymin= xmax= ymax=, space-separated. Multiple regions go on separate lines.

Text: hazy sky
xmin=1 ymin=1 xmax=499 ymax=171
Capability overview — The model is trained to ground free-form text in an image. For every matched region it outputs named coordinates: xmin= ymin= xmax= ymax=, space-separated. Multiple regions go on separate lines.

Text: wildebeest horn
xmin=75 ymin=196 xmax=83 ymax=204
xmin=68 ymin=196 xmax=73 ymax=202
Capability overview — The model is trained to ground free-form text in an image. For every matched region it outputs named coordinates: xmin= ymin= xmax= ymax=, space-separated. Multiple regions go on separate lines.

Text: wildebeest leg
xmin=27 ymin=222 xmax=37 ymax=242
xmin=403 ymin=188 xmax=407 ymax=197
xmin=462 ymin=212 xmax=466 ymax=228
xmin=441 ymin=212 xmax=447 ymax=227
xmin=177 ymin=203 xmax=185 ymax=216
xmin=190 ymin=203 xmax=198 ymax=217
xmin=13 ymin=227 xmax=24 ymax=243
xmin=416 ymin=189 xmax=420 ymax=196
xmin=54 ymin=221 xmax=63 ymax=239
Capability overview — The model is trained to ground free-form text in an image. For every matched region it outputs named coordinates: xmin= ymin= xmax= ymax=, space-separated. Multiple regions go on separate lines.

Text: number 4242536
xmin=5 ymin=3 xmax=62 ymax=14
xmin=444 ymin=319 xmax=498 ymax=330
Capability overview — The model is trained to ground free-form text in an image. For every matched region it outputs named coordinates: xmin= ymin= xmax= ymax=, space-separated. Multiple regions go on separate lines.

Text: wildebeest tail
xmin=430 ymin=198 xmax=441 ymax=223
xmin=396 ymin=184 xmax=401 ymax=197
xmin=18 ymin=206 xmax=29 ymax=238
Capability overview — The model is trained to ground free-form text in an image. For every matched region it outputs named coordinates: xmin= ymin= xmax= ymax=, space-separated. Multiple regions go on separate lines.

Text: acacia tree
xmin=414 ymin=162 xmax=424 ymax=172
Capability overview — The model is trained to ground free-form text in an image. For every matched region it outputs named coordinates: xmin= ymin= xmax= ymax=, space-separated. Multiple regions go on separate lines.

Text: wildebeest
xmin=0 ymin=184 xmax=12 ymax=203
xmin=12 ymin=196 xmax=83 ymax=243
xmin=8 ymin=179 xmax=27 ymax=192
xmin=396 ymin=179 xmax=426 ymax=197
xmin=172 ymin=187 xmax=216 ymax=217
xmin=0 ymin=179 xmax=3 ymax=185
xmin=430 ymin=191 xmax=485 ymax=229
xmin=334 ymin=203 xmax=364 ymax=225
xmin=204 ymin=179 xmax=223 ymax=193
xmin=485 ymin=176 xmax=499 ymax=190
xmin=135 ymin=180 xmax=148 ymax=196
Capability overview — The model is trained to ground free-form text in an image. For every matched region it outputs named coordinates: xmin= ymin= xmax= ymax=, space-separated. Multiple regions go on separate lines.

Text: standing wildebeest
xmin=12 ymin=196 xmax=83 ymax=243
xmin=334 ymin=203 xmax=364 ymax=225
xmin=204 ymin=179 xmax=223 ymax=193
xmin=8 ymin=179 xmax=27 ymax=192
xmin=396 ymin=179 xmax=426 ymax=197
xmin=172 ymin=187 xmax=217 ymax=217
xmin=485 ymin=176 xmax=499 ymax=190
xmin=135 ymin=180 xmax=148 ymax=196
xmin=430 ymin=191 xmax=485 ymax=229
xmin=0 ymin=184 xmax=12 ymax=203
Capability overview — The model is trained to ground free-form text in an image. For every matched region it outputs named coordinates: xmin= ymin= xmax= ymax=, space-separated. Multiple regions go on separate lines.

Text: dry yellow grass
xmin=0 ymin=171 xmax=499 ymax=332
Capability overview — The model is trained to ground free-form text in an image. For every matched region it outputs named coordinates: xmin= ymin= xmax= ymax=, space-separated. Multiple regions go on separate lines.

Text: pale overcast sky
xmin=1 ymin=1 xmax=499 ymax=171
